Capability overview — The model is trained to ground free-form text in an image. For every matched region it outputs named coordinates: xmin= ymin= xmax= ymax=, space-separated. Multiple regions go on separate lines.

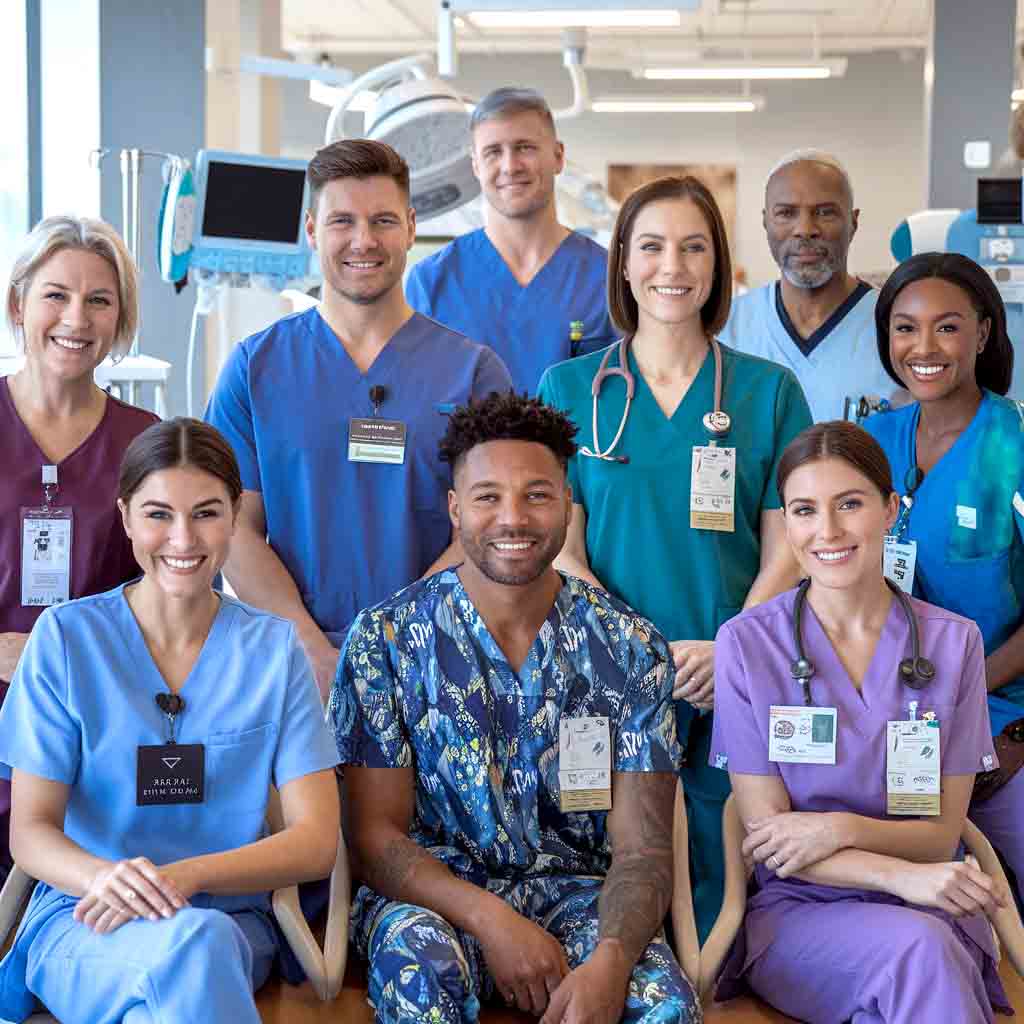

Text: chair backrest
xmin=890 ymin=209 xmax=961 ymax=262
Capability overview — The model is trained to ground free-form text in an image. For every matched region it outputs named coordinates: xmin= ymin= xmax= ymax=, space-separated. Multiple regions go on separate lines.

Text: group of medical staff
xmin=1 ymin=78 xmax=1024 ymax=1023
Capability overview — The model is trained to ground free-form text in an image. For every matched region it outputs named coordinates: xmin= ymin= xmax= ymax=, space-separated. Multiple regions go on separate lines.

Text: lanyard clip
xmin=41 ymin=465 xmax=58 ymax=510
xmin=155 ymin=692 xmax=185 ymax=744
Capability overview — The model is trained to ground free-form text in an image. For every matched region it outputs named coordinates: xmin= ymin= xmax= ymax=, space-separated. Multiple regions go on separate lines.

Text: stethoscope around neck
xmin=790 ymin=576 xmax=936 ymax=707
xmin=579 ymin=335 xmax=731 ymax=464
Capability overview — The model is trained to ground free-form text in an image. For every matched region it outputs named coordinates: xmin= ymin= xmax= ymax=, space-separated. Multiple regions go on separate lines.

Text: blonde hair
xmin=6 ymin=216 xmax=139 ymax=361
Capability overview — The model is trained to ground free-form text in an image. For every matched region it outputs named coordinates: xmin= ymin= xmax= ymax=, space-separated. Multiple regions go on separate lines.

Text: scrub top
xmin=331 ymin=569 xmax=678 ymax=884
xmin=0 ymin=586 xmax=339 ymax=1018
xmin=538 ymin=341 xmax=812 ymax=653
xmin=205 ymin=309 xmax=512 ymax=639
xmin=865 ymin=391 xmax=1024 ymax=733
xmin=708 ymin=589 xmax=1004 ymax=1007
xmin=717 ymin=282 xmax=896 ymax=423
xmin=405 ymin=229 xmax=616 ymax=396
xmin=0 ymin=380 xmax=158 ymax=636
xmin=947 ymin=210 xmax=1024 ymax=401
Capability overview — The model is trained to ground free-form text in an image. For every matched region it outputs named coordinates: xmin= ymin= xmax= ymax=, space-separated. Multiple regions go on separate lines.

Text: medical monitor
xmin=977 ymin=178 xmax=1023 ymax=225
xmin=191 ymin=150 xmax=312 ymax=282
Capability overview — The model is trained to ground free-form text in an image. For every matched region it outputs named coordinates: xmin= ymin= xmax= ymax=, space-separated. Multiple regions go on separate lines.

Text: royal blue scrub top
xmin=406 ymin=229 xmax=616 ymax=395
xmin=865 ymin=391 xmax=1024 ymax=732
xmin=205 ymin=309 xmax=512 ymax=639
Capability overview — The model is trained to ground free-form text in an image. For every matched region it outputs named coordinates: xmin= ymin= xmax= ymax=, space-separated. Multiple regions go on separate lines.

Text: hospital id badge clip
xmin=558 ymin=716 xmax=612 ymax=812
xmin=20 ymin=465 xmax=72 ymax=608
xmin=886 ymin=714 xmax=940 ymax=816
xmin=883 ymin=537 xmax=917 ymax=594
xmin=690 ymin=445 xmax=736 ymax=532
xmin=348 ymin=417 xmax=407 ymax=465
xmin=137 ymin=692 xmax=205 ymax=806
xmin=768 ymin=705 xmax=838 ymax=765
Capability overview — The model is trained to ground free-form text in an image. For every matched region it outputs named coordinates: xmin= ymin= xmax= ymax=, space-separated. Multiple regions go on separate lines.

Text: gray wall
xmin=99 ymin=0 xmax=205 ymax=416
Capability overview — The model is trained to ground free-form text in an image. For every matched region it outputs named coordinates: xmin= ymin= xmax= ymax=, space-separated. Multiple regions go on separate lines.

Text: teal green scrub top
xmin=538 ymin=340 xmax=812 ymax=649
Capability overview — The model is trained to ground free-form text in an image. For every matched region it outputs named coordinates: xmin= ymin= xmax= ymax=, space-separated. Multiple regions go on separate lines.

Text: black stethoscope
xmin=789 ymin=577 xmax=936 ymax=706
xmin=579 ymin=335 xmax=731 ymax=464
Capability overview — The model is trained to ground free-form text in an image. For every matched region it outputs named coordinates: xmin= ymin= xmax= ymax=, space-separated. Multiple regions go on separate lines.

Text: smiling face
xmin=887 ymin=277 xmax=989 ymax=403
xmin=763 ymin=161 xmax=858 ymax=290
xmin=783 ymin=456 xmax=898 ymax=592
xmin=119 ymin=465 xmax=237 ymax=601
xmin=449 ymin=439 xmax=572 ymax=588
xmin=471 ymin=110 xmax=565 ymax=222
xmin=624 ymin=197 xmax=716 ymax=331
xmin=306 ymin=175 xmax=416 ymax=307
xmin=13 ymin=247 xmax=120 ymax=382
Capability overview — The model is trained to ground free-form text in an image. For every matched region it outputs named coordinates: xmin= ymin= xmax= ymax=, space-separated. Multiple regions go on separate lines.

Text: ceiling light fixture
xmin=468 ymin=8 xmax=680 ymax=27
xmin=641 ymin=59 xmax=847 ymax=81
xmin=592 ymin=95 xmax=765 ymax=113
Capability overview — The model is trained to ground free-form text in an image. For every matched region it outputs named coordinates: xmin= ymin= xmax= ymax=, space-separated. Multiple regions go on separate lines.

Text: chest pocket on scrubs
xmin=409 ymin=407 xmax=455 ymax=516
xmin=206 ymin=723 xmax=277 ymax=810
xmin=940 ymin=547 xmax=1014 ymax=628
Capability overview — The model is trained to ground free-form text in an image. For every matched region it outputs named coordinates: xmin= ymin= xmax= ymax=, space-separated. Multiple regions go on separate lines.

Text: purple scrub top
xmin=709 ymin=588 xmax=1005 ymax=1006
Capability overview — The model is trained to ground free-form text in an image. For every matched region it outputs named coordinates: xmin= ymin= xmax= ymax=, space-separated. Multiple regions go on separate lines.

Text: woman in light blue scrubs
xmin=0 ymin=419 xmax=340 ymax=1024
xmin=538 ymin=176 xmax=812 ymax=939
xmin=864 ymin=252 xmax=1024 ymax=905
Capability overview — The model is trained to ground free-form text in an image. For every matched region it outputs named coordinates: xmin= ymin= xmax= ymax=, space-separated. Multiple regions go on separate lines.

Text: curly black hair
xmin=439 ymin=391 xmax=579 ymax=475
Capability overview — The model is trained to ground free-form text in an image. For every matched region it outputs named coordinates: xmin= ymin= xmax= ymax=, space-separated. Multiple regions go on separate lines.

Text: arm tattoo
xmin=598 ymin=772 xmax=676 ymax=966
xmin=366 ymin=835 xmax=436 ymax=897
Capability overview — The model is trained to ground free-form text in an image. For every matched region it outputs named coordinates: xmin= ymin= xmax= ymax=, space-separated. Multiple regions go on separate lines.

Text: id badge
xmin=768 ymin=705 xmax=838 ymax=765
xmin=886 ymin=718 xmax=940 ymax=816
xmin=20 ymin=506 xmax=72 ymax=607
xmin=137 ymin=743 xmax=205 ymax=805
xmin=558 ymin=716 xmax=612 ymax=812
xmin=883 ymin=537 xmax=917 ymax=594
xmin=690 ymin=446 xmax=736 ymax=532
xmin=348 ymin=417 xmax=407 ymax=464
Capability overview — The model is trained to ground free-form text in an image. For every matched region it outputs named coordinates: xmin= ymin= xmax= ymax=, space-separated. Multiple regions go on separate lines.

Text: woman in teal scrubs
xmin=538 ymin=175 xmax=812 ymax=939
xmin=864 ymin=251 xmax=1024 ymax=905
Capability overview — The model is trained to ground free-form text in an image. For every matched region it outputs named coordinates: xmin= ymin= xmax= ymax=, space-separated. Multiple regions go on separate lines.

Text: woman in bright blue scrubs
xmin=0 ymin=419 xmax=339 ymax=1024
xmin=863 ymin=252 xmax=1024 ymax=904
xmin=538 ymin=175 xmax=812 ymax=940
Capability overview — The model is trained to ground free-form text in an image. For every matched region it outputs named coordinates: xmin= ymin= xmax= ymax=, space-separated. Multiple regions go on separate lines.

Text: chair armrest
xmin=671 ymin=779 xmax=700 ymax=990
xmin=323 ymin=826 xmax=352 ymax=999
xmin=0 ymin=865 xmax=35 ymax=956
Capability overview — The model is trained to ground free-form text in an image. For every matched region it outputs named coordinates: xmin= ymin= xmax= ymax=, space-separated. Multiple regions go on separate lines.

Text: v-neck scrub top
xmin=538 ymin=342 xmax=812 ymax=655
xmin=204 ymin=309 xmax=512 ymax=638
xmin=866 ymin=391 xmax=1024 ymax=734
xmin=406 ymin=229 xmax=616 ymax=395
xmin=0 ymin=380 xmax=158 ymax=636
xmin=718 ymin=282 xmax=896 ymax=423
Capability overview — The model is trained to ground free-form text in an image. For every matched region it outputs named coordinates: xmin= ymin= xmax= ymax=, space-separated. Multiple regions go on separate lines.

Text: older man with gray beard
xmin=719 ymin=149 xmax=897 ymax=421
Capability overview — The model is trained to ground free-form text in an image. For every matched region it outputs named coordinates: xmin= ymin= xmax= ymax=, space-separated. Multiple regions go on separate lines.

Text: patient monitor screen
xmin=977 ymin=178 xmax=1023 ymax=225
xmin=201 ymin=162 xmax=307 ymax=243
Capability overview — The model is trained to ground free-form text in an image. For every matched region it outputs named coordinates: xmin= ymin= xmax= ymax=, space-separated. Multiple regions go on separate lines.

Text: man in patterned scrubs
xmin=329 ymin=392 xmax=699 ymax=1024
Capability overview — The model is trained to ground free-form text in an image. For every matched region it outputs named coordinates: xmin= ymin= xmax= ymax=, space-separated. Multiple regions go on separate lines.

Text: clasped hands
xmin=73 ymin=857 xmax=192 ymax=935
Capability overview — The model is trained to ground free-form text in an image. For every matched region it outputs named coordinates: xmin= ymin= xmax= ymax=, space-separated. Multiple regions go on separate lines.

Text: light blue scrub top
xmin=538 ymin=340 xmax=812 ymax=691
xmin=718 ymin=282 xmax=896 ymax=422
xmin=405 ymin=229 xmax=616 ymax=395
xmin=0 ymin=587 xmax=339 ymax=1018
xmin=947 ymin=209 xmax=1024 ymax=400
xmin=865 ymin=392 xmax=1024 ymax=733
xmin=205 ymin=308 xmax=512 ymax=639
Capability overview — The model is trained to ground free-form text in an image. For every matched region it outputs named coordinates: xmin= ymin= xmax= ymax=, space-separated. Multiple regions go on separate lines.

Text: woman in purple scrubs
xmin=710 ymin=421 xmax=1011 ymax=1023
xmin=0 ymin=216 xmax=157 ymax=876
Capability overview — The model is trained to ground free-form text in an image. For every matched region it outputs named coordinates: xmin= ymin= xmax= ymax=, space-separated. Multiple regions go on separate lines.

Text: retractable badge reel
xmin=20 ymin=465 xmax=73 ymax=608
xmin=348 ymin=384 xmax=408 ymax=465
xmin=137 ymin=692 xmax=205 ymax=805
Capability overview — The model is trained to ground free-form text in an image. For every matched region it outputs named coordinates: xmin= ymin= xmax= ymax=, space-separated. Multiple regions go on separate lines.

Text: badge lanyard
xmin=884 ymin=466 xmax=922 ymax=594
xmin=20 ymin=464 xmax=73 ymax=608
xmin=136 ymin=692 xmax=205 ymax=806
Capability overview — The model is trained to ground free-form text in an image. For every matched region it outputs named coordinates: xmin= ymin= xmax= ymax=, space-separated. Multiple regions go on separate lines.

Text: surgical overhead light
xmin=324 ymin=55 xmax=478 ymax=221
xmin=592 ymin=95 xmax=765 ymax=113
xmin=640 ymin=59 xmax=847 ymax=81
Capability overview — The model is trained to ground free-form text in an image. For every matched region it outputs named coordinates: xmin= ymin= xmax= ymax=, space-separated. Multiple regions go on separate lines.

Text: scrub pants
xmin=744 ymin=900 xmax=1000 ymax=1023
xmin=971 ymin=768 xmax=1024 ymax=909
xmin=355 ymin=876 xmax=700 ymax=1024
xmin=680 ymin=710 xmax=729 ymax=944
xmin=24 ymin=904 xmax=277 ymax=1024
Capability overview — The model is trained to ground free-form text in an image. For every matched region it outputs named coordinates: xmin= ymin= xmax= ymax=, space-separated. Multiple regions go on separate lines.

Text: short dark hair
xmin=776 ymin=420 xmax=894 ymax=502
xmin=607 ymin=175 xmax=733 ymax=338
xmin=875 ymin=252 xmax=1013 ymax=395
xmin=306 ymin=139 xmax=410 ymax=209
xmin=118 ymin=418 xmax=243 ymax=506
xmin=439 ymin=392 xmax=578 ymax=476
xmin=470 ymin=87 xmax=556 ymax=137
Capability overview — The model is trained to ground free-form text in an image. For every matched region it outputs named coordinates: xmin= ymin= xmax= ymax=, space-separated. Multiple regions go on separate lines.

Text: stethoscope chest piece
xmin=703 ymin=410 xmax=731 ymax=436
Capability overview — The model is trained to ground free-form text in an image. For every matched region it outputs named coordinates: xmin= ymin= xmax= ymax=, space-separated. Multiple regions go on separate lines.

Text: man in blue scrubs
xmin=405 ymin=87 xmax=616 ymax=395
xmin=206 ymin=140 xmax=511 ymax=696
xmin=718 ymin=149 xmax=896 ymax=421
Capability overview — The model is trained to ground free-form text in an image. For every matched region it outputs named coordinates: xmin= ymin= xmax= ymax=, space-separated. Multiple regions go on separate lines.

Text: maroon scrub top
xmin=0 ymin=377 xmax=159 ymax=640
